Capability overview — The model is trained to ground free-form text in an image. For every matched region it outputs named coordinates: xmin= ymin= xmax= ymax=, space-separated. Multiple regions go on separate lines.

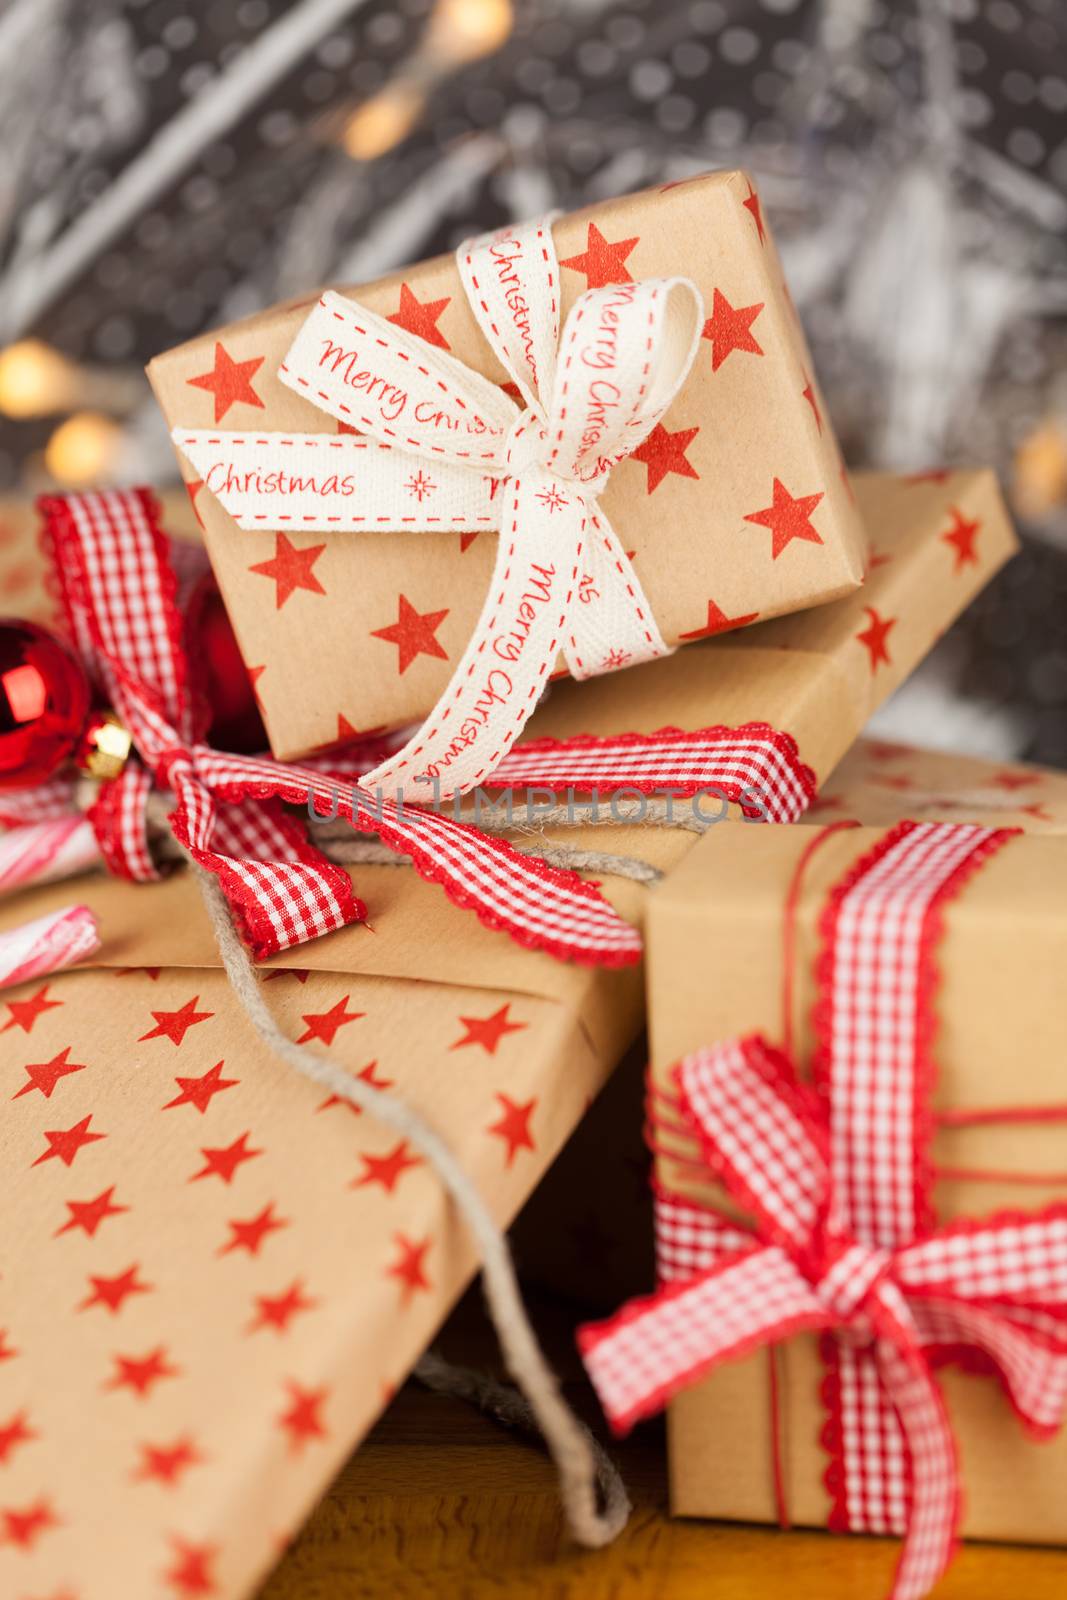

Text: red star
xmin=33 ymin=1114 xmax=105 ymax=1169
xmin=459 ymin=530 xmax=481 ymax=553
xmin=561 ymin=223 xmax=639 ymax=288
xmin=56 ymin=1185 xmax=128 ymax=1239
xmin=296 ymin=995 xmax=364 ymax=1046
xmin=248 ymin=532 xmax=326 ymax=610
xmin=187 ymin=341 xmax=264 ymax=422
xmin=906 ymin=469 xmax=951 ymax=484
xmin=941 ymin=507 xmax=981 ymax=572
xmin=806 ymin=794 xmax=849 ymax=816
xmin=139 ymin=996 xmax=214 ymax=1047
xmin=0 ymin=1411 xmax=35 ymax=1464
xmin=451 ymin=1003 xmax=527 ymax=1055
xmin=1021 ymin=802 xmax=1053 ymax=822
xmin=742 ymin=179 xmax=766 ymax=243
xmin=877 ymin=775 xmax=915 ymax=792
xmin=190 ymin=1131 xmax=262 ymax=1185
xmin=264 ymin=968 xmax=309 ymax=984
xmin=487 ymin=1093 xmax=537 ymax=1166
xmin=163 ymin=1536 xmax=218 ymax=1596
xmin=277 ymin=1381 xmax=329 ymax=1454
xmin=106 ymin=1346 xmax=180 ymax=1398
xmin=371 ymin=594 xmax=450 ymax=674
xmin=353 ymin=1140 xmax=421 ymax=1194
xmin=679 ymin=599 xmax=760 ymax=640
xmin=0 ymin=1330 xmax=17 ymax=1363
xmin=993 ymin=770 xmax=1035 ymax=792
xmin=185 ymin=479 xmax=205 ymax=529
xmin=219 ymin=1201 xmax=288 ymax=1257
xmin=249 ymin=1279 xmax=317 ymax=1334
xmin=865 ymin=741 xmax=909 ymax=763
xmin=387 ymin=1233 xmax=432 ymax=1302
xmin=856 ymin=606 xmax=896 ymax=671
xmin=162 ymin=1061 xmax=239 ymax=1114
xmin=319 ymin=1059 xmax=393 ymax=1114
xmin=79 ymin=1263 xmax=152 ymax=1315
xmin=14 ymin=1045 xmax=86 ymax=1099
xmin=629 ymin=423 xmax=700 ymax=494
xmin=388 ymin=283 xmax=451 ymax=350
xmin=2 ymin=984 xmax=61 ymax=1034
xmin=701 ymin=289 xmax=764 ymax=371
xmin=1 ymin=1497 xmax=58 ymax=1549
xmin=744 ymin=478 xmax=825 ymax=559
xmin=135 ymin=1436 xmax=203 ymax=1487
xmin=802 ymin=377 xmax=823 ymax=433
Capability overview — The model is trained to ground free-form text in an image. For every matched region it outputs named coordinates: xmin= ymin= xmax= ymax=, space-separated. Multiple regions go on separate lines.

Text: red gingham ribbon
xmin=12 ymin=490 xmax=817 ymax=966
xmin=580 ymin=822 xmax=1067 ymax=1600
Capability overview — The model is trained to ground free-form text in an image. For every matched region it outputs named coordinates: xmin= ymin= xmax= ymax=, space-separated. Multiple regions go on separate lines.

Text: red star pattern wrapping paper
xmin=645 ymin=815 xmax=1067 ymax=1553
xmin=0 ymin=467 xmax=1015 ymax=1599
xmin=812 ymin=738 xmax=1067 ymax=832
xmin=147 ymin=170 xmax=868 ymax=762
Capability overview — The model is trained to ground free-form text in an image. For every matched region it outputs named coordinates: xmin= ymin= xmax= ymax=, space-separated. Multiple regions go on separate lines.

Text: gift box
xmin=0 ymin=467 xmax=1014 ymax=1598
xmin=582 ymin=810 xmax=1067 ymax=1589
xmin=147 ymin=170 xmax=869 ymax=764
xmin=813 ymin=737 xmax=1067 ymax=832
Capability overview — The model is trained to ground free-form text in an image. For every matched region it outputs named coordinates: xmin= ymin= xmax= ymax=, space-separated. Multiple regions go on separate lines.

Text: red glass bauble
xmin=185 ymin=578 xmax=266 ymax=753
xmin=0 ymin=618 xmax=92 ymax=790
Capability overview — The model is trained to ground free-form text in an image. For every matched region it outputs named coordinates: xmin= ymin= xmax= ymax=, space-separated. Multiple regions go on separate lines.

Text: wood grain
xmin=260 ymin=1291 xmax=1067 ymax=1600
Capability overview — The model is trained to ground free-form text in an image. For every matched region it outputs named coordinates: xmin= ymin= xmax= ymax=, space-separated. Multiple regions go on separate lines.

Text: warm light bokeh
xmin=0 ymin=340 xmax=78 ymax=419
xmin=44 ymin=412 xmax=122 ymax=486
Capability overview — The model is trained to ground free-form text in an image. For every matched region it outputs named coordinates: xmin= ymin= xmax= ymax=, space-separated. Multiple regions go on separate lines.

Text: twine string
xmin=189 ymin=859 xmax=631 ymax=1548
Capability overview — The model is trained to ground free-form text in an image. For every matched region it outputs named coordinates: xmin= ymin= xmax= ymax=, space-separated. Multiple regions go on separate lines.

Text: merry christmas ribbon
xmin=174 ymin=217 xmax=705 ymax=801
xmin=580 ymin=822 xmax=1067 ymax=1600
xmin=0 ymin=490 xmax=817 ymax=972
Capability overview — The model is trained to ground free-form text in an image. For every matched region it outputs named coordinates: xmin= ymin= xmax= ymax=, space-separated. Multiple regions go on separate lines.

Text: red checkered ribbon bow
xmin=580 ymin=823 xmax=1067 ymax=1600
xmin=6 ymin=490 xmax=818 ymax=965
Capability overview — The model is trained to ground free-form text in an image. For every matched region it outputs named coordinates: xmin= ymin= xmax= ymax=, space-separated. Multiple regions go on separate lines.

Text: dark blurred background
xmin=0 ymin=0 xmax=1064 ymax=762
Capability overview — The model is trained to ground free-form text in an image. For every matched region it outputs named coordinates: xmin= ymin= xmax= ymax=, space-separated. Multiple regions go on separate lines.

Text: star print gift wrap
xmin=148 ymin=170 xmax=868 ymax=766
xmin=587 ymin=817 xmax=1067 ymax=1580
xmin=0 ymin=463 xmax=1014 ymax=1598
xmin=812 ymin=738 xmax=1067 ymax=833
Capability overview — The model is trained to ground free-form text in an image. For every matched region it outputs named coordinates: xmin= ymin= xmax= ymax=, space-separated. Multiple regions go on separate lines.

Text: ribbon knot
xmin=808 ymin=1236 xmax=891 ymax=1328
xmin=13 ymin=492 xmax=821 ymax=973
xmin=581 ymin=1027 xmax=1067 ymax=1600
xmin=176 ymin=216 xmax=705 ymax=801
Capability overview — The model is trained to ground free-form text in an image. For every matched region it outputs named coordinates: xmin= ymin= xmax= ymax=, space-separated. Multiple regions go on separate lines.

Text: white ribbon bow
xmin=176 ymin=218 xmax=704 ymax=800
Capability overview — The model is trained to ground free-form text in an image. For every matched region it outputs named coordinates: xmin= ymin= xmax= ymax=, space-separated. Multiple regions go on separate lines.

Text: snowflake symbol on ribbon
xmin=535 ymin=485 xmax=569 ymax=515
xmin=175 ymin=215 xmax=706 ymax=805
xmin=601 ymin=647 xmax=632 ymax=670
xmin=405 ymin=470 xmax=436 ymax=503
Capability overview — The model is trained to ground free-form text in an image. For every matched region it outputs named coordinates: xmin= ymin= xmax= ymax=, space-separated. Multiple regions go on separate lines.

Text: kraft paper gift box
xmin=0 ymin=469 xmax=1014 ymax=1598
xmin=147 ymin=169 xmax=869 ymax=763
xmin=512 ymin=738 xmax=1067 ymax=1318
xmin=637 ymin=816 xmax=1067 ymax=1554
xmin=813 ymin=738 xmax=1067 ymax=833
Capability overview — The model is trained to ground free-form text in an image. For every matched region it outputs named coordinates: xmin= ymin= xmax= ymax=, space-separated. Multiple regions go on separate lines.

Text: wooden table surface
xmin=260 ymin=1290 xmax=1067 ymax=1600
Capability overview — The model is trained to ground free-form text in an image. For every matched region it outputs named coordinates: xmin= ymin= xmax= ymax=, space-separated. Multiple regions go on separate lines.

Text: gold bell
xmin=77 ymin=710 xmax=133 ymax=782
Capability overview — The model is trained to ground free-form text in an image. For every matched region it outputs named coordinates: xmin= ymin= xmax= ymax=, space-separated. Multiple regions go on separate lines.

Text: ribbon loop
xmin=180 ymin=215 xmax=704 ymax=800
xmin=458 ymin=215 xmax=561 ymax=413
xmin=279 ymin=289 xmax=516 ymax=467
xmin=546 ymin=277 xmax=704 ymax=483
xmin=581 ymin=824 xmax=1067 ymax=1600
